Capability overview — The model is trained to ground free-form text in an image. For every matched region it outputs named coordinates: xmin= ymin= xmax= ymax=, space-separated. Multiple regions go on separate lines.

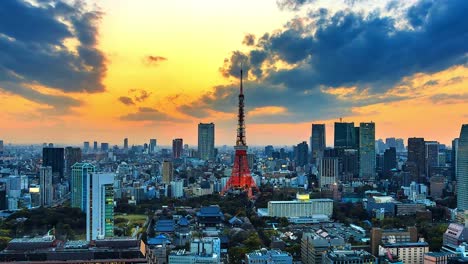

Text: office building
xmin=311 ymin=124 xmax=326 ymax=164
xmin=65 ymin=147 xmax=82 ymax=179
xmin=162 ymin=160 xmax=173 ymax=184
xmin=408 ymin=138 xmax=426 ymax=183
xmin=0 ymin=140 xmax=3 ymax=154
xmin=123 ymin=138 xmax=128 ymax=150
xmin=370 ymin=227 xmax=418 ymax=256
xmin=457 ymin=124 xmax=468 ymax=211
xmin=452 ymin=138 xmax=459 ymax=182
xmin=0 ymin=237 xmax=145 ymax=263
xmin=172 ymin=138 xmax=183 ymax=159
xmin=396 ymin=138 xmax=405 ymax=152
xmin=386 ymin=138 xmax=396 ymax=149
xmin=246 ymin=249 xmax=292 ymax=264
xmin=266 ymin=194 xmax=333 ymax=218
xmin=319 ymin=157 xmax=338 ymax=188
xmin=425 ymin=141 xmax=439 ymax=177
xmin=42 ymin=147 xmax=65 ymax=181
xmin=442 ymin=223 xmax=468 ymax=250
xmin=93 ymin=141 xmax=98 ymax=151
xmin=423 ymin=252 xmax=456 ymax=264
xmin=359 ymin=122 xmax=376 ymax=179
xmin=86 ymin=173 xmax=114 ymax=241
xmin=100 ymin=143 xmax=109 ymax=152
xmin=0 ymin=183 xmax=6 ymax=210
xmin=322 ymin=250 xmax=377 ymax=264
xmin=383 ymin=147 xmax=397 ymax=177
xmin=71 ymin=163 xmax=95 ymax=211
xmin=170 ymin=180 xmax=184 ymax=198
xmin=379 ymin=241 xmax=429 ymax=264
xmin=83 ymin=141 xmax=90 ymax=153
xmin=39 ymin=166 xmax=53 ymax=207
xmin=295 ymin=141 xmax=309 ymax=167
xmin=301 ymin=233 xmax=346 ymax=264
xmin=334 ymin=122 xmax=356 ymax=149
xmin=265 ymin=145 xmax=274 ymax=157
xmin=149 ymin=139 xmax=157 ymax=154
xmin=198 ymin=123 xmax=215 ymax=160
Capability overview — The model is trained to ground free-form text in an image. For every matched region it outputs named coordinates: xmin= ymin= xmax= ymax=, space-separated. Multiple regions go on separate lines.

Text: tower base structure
xmin=222 ymin=148 xmax=259 ymax=199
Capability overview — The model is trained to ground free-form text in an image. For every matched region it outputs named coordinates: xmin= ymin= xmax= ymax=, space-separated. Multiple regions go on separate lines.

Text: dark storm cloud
xmin=118 ymin=96 xmax=135 ymax=105
xmin=145 ymin=55 xmax=168 ymax=66
xmin=0 ymin=82 xmax=81 ymax=114
xmin=0 ymin=0 xmax=106 ymax=93
xmin=0 ymin=0 xmax=106 ymax=113
xmin=181 ymin=0 xmax=468 ymax=123
xmin=121 ymin=107 xmax=186 ymax=122
xmin=242 ymin=34 xmax=256 ymax=46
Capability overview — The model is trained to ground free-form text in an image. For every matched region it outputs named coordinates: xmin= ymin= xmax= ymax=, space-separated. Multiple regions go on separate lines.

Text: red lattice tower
xmin=221 ymin=69 xmax=259 ymax=199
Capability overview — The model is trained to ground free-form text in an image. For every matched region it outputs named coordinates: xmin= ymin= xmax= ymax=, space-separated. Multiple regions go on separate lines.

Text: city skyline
xmin=0 ymin=0 xmax=467 ymax=146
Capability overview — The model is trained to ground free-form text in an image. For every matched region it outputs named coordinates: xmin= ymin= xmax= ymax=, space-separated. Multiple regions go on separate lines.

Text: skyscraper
xmin=359 ymin=122 xmax=376 ymax=179
xmin=386 ymin=138 xmax=396 ymax=149
xmin=383 ymin=147 xmax=397 ymax=177
xmin=425 ymin=141 xmax=439 ymax=178
xmin=457 ymin=124 xmax=468 ymax=211
xmin=71 ymin=163 xmax=95 ymax=211
xmin=172 ymin=138 xmax=183 ymax=159
xmin=93 ymin=141 xmax=98 ymax=152
xmin=162 ymin=160 xmax=173 ymax=184
xmin=124 ymin=138 xmax=128 ymax=150
xmin=0 ymin=140 xmax=3 ymax=154
xmin=452 ymin=138 xmax=459 ymax=182
xmin=198 ymin=123 xmax=215 ymax=160
xmin=65 ymin=147 xmax=82 ymax=179
xmin=39 ymin=166 xmax=53 ymax=207
xmin=295 ymin=141 xmax=309 ymax=167
xmin=319 ymin=157 xmax=339 ymax=188
xmin=42 ymin=147 xmax=65 ymax=182
xmin=86 ymin=172 xmax=114 ymax=241
xmin=311 ymin=124 xmax=326 ymax=164
xmin=334 ymin=122 xmax=356 ymax=149
xmin=100 ymin=143 xmax=109 ymax=151
xmin=149 ymin=139 xmax=157 ymax=154
xmin=83 ymin=141 xmax=90 ymax=153
xmin=408 ymin=137 xmax=426 ymax=183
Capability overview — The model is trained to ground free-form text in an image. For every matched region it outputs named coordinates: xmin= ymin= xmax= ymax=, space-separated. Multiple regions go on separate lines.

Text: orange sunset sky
xmin=0 ymin=0 xmax=467 ymax=147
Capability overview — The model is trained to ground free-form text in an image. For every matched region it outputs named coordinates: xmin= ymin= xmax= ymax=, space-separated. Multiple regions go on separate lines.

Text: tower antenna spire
xmin=221 ymin=64 xmax=259 ymax=199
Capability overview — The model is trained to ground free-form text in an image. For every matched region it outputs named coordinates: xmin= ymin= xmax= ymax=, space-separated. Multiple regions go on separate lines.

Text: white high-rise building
xmin=86 ymin=173 xmax=114 ymax=241
xmin=457 ymin=124 xmax=468 ymax=211
xmin=171 ymin=180 xmax=184 ymax=198
xmin=39 ymin=166 xmax=53 ymax=207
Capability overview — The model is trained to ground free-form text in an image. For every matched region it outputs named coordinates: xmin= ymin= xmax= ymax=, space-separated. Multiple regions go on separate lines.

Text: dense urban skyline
xmin=0 ymin=0 xmax=467 ymax=146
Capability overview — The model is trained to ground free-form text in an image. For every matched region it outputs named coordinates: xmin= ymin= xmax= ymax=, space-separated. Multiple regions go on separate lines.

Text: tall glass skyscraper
xmin=86 ymin=172 xmax=114 ymax=241
xmin=457 ymin=124 xmax=468 ymax=211
xmin=334 ymin=122 xmax=356 ymax=149
xmin=311 ymin=124 xmax=326 ymax=164
xmin=359 ymin=122 xmax=376 ymax=179
xmin=71 ymin=163 xmax=95 ymax=211
xmin=198 ymin=123 xmax=215 ymax=160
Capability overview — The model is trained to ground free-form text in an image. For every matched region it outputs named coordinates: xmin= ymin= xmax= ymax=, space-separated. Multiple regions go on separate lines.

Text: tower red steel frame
xmin=221 ymin=69 xmax=259 ymax=199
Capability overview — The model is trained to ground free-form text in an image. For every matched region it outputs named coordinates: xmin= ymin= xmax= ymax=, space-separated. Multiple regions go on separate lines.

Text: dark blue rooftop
xmin=154 ymin=220 xmax=175 ymax=233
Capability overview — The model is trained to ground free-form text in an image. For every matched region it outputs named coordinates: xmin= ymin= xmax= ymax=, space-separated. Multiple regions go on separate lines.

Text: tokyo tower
xmin=221 ymin=69 xmax=259 ymax=199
